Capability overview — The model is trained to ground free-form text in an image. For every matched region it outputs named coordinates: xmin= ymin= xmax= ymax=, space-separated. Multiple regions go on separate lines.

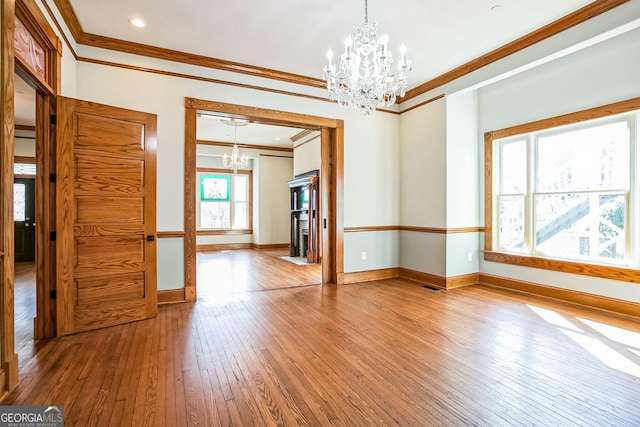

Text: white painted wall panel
xmin=399 ymin=98 xmax=447 ymax=228
xmin=344 ymin=231 xmax=399 ymax=273
xmin=157 ymin=238 xmax=185 ymax=290
xmin=293 ymin=138 xmax=320 ymax=177
xmin=445 ymin=233 xmax=480 ymax=277
xmin=399 ymin=231 xmax=446 ymax=277
xmin=446 ymin=91 xmax=480 ymax=229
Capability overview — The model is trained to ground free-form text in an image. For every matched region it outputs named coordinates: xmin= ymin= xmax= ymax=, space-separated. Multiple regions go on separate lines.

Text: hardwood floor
xmin=14 ymin=262 xmax=39 ymax=369
xmin=197 ymin=248 xmax=322 ymax=296
xmin=3 ymin=250 xmax=640 ymax=426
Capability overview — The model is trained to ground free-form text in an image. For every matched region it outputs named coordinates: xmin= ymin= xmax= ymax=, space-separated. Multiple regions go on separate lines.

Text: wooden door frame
xmin=184 ymin=98 xmax=344 ymax=301
xmin=1 ymin=0 xmax=61 ymax=396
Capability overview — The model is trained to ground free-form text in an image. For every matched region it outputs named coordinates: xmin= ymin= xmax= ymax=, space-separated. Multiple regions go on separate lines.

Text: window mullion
xmin=230 ymin=174 xmax=235 ymax=229
xmin=526 ymin=135 xmax=534 ymax=255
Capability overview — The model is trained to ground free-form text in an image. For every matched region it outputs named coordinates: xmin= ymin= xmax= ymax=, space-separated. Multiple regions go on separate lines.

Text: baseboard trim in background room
xmin=196 ymin=243 xmax=289 ymax=252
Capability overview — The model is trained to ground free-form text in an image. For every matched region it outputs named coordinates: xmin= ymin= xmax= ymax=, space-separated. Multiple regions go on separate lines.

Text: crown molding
xmin=51 ymin=0 xmax=629 ymax=102
xmin=196 ymin=139 xmax=293 ymax=153
xmin=400 ymin=0 xmax=630 ymax=103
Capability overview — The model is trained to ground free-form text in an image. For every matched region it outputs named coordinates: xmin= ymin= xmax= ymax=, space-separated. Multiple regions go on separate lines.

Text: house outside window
xmin=198 ymin=170 xmax=251 ymax=232
xmin=486 ymin=102 xmax=639 ymax=275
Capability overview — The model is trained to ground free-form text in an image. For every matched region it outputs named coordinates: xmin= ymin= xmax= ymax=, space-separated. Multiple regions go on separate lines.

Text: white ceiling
xmin=15 ymin=0 xmax=600 ymax=142
xmin=69 ymin=0 xmax=592 ymax=89
xmin=14 ymin=74 xmax=35 ymax=127
xmin=197 ymin=114 xmax=315 ymax=148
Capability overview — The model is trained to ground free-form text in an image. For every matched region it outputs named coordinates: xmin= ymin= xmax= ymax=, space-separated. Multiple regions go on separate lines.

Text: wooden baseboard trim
xmin=479 ymin=273 xmax=640 ymax=318
xmin=399 ymin=268 xmax=446 ymax=289
xmin=0 ymin=367 xmax=6 ymax=400
xmin=253 ymin=243 xmax=289 ymax=250
xmin=3 ymin=354 xmax=18 ymax=392
xmin=447 ymin=273 xmax=480 ymax=289
xmin=196 ymin=243 xmax=253 ymax=252
xmin=344 ymin=268 xmax=399 ymax=284
xmin=158 ymin=289 xmax=186 ymax=305
xmin=398 ymin=268 xmax=479 ymax=290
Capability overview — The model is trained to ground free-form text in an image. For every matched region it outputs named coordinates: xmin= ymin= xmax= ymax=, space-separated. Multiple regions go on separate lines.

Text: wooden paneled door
xmin=55 ymin=97 xmax=157 ymax=336
xmin=14 ymin=178 xmax=36 ymax=262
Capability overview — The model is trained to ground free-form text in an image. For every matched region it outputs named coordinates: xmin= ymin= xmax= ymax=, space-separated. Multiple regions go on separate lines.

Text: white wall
xmin=195 ymin=144 xmax=292 ymax=246
xmin=71 ymin=44 xmax=400 ymax=285
xmin=399 ymin=98 xmax=447 ymax=227
xmin=478 ymin=26 xmax=640 ymax=303
xmin=397 ymin=97 xmax=447 ymax=276
xmin=445 ymin=91 xmax=481 ymax=277
xmin=14 ymin=137 xmax=35 ymax=157
xmin=256 ymin=156 xmax=293 ymax=245
xmin=293 ymin=137 xmax=320 ymax=177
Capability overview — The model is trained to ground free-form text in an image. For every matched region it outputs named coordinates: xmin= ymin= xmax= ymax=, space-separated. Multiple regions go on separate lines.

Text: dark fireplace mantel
xmin=288 ymin=170 xmax=319 ymax=263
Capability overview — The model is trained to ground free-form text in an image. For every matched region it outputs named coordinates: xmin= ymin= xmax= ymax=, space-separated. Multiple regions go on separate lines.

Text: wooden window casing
xmin=484 ymin=97 xmax=640 ymax=283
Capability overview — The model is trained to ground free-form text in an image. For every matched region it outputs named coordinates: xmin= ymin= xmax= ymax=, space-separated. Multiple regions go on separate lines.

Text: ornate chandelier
xmin=322 ymin=0 xmax=412 ymax=115
xmin=222 ymin=119 xmax=250 ymax=173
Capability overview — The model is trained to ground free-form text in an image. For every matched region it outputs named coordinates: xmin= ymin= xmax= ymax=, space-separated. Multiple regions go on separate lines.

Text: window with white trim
xmin=492 ymin=111 xmax=638 ymax=267
xmin=197 ymin=171 xmax=251 ymax=231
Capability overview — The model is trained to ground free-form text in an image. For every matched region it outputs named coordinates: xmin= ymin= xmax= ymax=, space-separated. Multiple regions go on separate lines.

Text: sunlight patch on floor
xmin=527 ymin=304 xmax=583 ymax=332
xmin=527 ymin=304 xmax=640 ymax=379
xmin=578 ymin=317 xmax=640 ymax=349
xmin=561 ymin=330 xmax=640 ymax=378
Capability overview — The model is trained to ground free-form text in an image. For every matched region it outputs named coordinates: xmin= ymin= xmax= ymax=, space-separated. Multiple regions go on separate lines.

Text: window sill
xmin=482 ymin=251 xmax=640 ymax=284
xmin=197 ymin=229 xmax=253 ymax=236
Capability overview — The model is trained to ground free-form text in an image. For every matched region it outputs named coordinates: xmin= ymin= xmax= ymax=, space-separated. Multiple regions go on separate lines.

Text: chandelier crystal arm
xmin=322 ymin=0 xmax=412 ymax=115
xmin=222 ymin=119 xmax=250 ymax=173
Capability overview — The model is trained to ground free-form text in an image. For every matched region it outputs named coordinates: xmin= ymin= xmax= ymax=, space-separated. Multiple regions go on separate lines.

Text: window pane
xmin=535 ymin=193 xmax=625 ymax=261
xmin=14 ymin=163 xmax=36 ymax=175
xmin=200 ymin=201 xmax=230 ymax=229
xmin=498 ymin=195 xmax=525 ymax=251
xmin=14 ymin=183 xmax=26 ymax=222
xmin=201 ymin=175 xmax=229 ymax=200
xmin=234 ymin=203 xmax=247 ymax=229
xmin=500 ymin=140 xmax=526 ymax=194
xmin=234 ymin=175 xmax=247 ymax=202
xmin=536 ymin=121 xmax=629 ymax=192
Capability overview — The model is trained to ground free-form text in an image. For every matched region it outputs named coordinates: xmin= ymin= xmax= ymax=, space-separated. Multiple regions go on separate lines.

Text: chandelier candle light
xmin=222 ymin=119 xmax=250 ymax=173
xmin=323 ymin=0 xmax=412 ymax=115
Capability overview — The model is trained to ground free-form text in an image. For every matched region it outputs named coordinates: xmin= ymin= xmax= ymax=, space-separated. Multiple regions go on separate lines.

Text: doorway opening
xmin=13 ymin=73 xmax=38 ymax=368
xmin=184 ymin=98 xmax=344 ymax=302
xmin=194 ymin=115 xmax=323 ymax=295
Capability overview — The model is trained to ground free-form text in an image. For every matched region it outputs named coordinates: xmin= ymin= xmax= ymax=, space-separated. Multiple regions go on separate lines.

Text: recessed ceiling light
xmin=275 ymin=138 xmax=281 ymax=141
xmin=128 ymin=18 xmax=145 ymax=28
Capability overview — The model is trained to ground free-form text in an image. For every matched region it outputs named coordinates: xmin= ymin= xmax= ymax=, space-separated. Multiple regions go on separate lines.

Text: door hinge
xmin=145 ymin=235 xmax=155 ymax=242
xmin=50 ymin=114 xmax=57 ymax=125
xmin=49 ymin=173 xmax=56 ymax=183
xmin=50 ymin=231 xmax=56 ymax=241
xmin=50 ymin=290 xmax=56 ymax=300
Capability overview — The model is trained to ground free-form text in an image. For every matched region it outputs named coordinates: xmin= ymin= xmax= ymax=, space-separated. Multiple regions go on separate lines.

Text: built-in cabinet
xmin=288 ymin=170 xmax=319 ymax=263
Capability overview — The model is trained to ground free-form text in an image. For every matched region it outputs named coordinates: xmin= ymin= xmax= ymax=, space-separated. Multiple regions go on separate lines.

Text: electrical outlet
xmin=468 ymin=252 xmax=473 ymax=261
xmin=361 ymin=252 xmax=367 ymax=260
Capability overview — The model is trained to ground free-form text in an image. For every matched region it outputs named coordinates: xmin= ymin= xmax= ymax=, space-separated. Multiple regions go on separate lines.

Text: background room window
xmin=199 ymin=172 xmax=251 ymax=230
xmin=493 ymin=112 xmax=636 ymax=267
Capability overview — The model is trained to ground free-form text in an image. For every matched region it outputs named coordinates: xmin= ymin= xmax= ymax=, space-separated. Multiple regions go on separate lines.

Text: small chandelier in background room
xmin=323 ymin=0 xmax=412 ymax=115
xmin=221 ymin=118 xmax=250 ymax=173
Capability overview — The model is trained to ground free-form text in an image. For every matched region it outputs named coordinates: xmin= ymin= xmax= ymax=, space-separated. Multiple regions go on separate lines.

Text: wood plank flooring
xmin=14 ymin=262 xmax=40 ymax=369
xmin=3 ymin=249 xmax=640 ymax=426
